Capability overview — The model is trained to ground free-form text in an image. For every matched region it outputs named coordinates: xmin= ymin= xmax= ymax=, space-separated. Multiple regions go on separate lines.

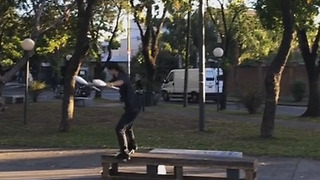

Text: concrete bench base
xmin=3 ymin=95 xmax=25 ymax=104
xmin=74 ymin=97 xmax=93 ymax=107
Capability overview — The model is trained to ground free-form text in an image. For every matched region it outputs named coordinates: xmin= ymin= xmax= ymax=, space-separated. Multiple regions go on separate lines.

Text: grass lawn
xmin=0 ymin=100 xmax=319 ymax=159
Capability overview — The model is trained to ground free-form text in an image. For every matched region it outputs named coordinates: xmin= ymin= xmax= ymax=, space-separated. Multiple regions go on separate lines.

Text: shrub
xmin=239 ymin=89 xmax=264 ymax=114
xmin=29 ymin=81 xmax=46 ymax=102
xmin=290 ymin=80 xmax=306 ymax=102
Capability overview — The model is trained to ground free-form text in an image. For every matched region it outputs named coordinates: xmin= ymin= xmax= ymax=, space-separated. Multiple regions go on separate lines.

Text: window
xmin=206 ymin=71 xmax=214 ymax=81
xmin=167 ymin=72 xmax=174 ymax=82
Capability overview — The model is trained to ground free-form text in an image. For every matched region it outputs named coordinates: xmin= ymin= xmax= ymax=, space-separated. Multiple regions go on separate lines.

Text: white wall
xmin=101 ymin=19 xmax=141 ymax=63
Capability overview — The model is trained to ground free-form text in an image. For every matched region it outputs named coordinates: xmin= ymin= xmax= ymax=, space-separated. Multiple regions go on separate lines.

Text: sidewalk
xmin=0 ymin=148 xmax=320 ymax=180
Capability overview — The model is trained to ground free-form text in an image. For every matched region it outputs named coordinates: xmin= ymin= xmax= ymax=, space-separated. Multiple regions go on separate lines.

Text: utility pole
xmin=199 ymin=0 xmax=206 ymax=131
xmin=127 ymin=9 xmax=131 ymax=77
xmin=183 ymin=0 xmax=192 ymax=108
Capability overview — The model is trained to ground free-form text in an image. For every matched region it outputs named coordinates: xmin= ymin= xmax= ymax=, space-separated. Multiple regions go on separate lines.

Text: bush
xmin=29 ymin=81 xmax=46 ymax=102
xmin=290 ymin=80 xmax=306 ymax=102
xmin=239 ymin=89 xmax=264 ymax=114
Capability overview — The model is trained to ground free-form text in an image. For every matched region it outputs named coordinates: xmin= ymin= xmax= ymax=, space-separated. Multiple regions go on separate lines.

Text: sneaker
xmin=128 ymin=144 xmax=138 ymax=155
xmin=115 ymin=151 xmax=130 ymax=161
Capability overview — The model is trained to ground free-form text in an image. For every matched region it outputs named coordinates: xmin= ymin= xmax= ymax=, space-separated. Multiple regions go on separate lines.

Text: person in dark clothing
xmin=106 ymin=62 xmax=142 ymax=161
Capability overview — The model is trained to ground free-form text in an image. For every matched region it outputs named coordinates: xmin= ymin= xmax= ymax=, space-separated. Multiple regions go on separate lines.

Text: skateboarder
xmin=106 ymin=62 xmax=142 ymax=161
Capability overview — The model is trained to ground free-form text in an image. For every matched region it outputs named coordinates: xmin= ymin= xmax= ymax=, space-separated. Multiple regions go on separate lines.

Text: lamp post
xmin=63 ymin=54 xmax=72 ymax=84
xmin=127 ymin=10 xmax=131 ymax=77
xmin=21 ymin=38 xmax=35 ymax=125
xmin=66 ymin=54 xmax=72 ymax=61
xmin=213 ymin=47 xmax=224 ymax=111
xmin=199 ymin=0 xmax=205 ymax=131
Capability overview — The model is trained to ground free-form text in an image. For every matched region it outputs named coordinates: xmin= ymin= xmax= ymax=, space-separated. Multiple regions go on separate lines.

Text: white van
xmin=161 ymin=68 xmax=223 ymax=102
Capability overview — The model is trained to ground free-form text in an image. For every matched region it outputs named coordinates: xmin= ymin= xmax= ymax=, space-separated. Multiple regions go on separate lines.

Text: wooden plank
xmin=150 ymin=148 xmax=243 ymax=158
xmin=101 ymin=172 xmax=236 ymax=180
xmin=101 ymin=151 xmax=257 ymax=170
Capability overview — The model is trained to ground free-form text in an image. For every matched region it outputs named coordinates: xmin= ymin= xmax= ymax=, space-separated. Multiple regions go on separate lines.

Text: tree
xmin=161 ymin=0 xmax=192 ymax=106
xmin=256 ymin=0 xmax=295 ymax=138
xmin=0 ymin=0 xmax=74 ymax=91
xmin=294 ymin=0 xmax=320 ymax=117
xmin=59 ymin=0 xmax=98 ymax=132
xmin=129 ymin=0 xmax=168 ymax=90
xmin=89 ymin=0 xmax=126 ymax=97
xmin=204 ymin=0 xmax=280 ymax=109
xmin=0 ymin=0 xmax=23 ymax=69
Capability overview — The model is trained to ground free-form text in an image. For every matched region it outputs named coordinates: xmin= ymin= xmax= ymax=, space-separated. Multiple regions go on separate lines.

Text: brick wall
xmin=227 ymin=65 xmax=315 ymax=97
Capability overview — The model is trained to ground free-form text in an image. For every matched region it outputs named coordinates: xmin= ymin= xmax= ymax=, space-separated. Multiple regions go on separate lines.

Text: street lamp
xmin=213 ymin=47 xmax=224 ymax=111
xmin=66 ymin=54 xmax=72 ymax=61
xmin=199 ymin=0 xmax=205 ymax=131
xmin=127 ymin=10 xmax=131 ymax=77
xmin=21 ymin=38 xmax=35 ymax=125
xmin=62 ymin=54 xmax=72 ymax=84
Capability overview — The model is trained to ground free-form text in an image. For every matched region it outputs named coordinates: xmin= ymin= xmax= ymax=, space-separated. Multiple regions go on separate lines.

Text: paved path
xmin=0 ymin=148 xmax=320 ymax=180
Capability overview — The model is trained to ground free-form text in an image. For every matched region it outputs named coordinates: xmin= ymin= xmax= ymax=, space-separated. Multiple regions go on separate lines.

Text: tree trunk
xmin=59 ymin=65 xmax=79 ymax=132
xmin=93 ymin=61 xmax=105 ymax=98
xmin=59 ymin=0 xmax=97 ymax=132
xmin=142 ymin=48 xmax=156 ymax=88
xmin=260 ymin=0 xmax=294 ymax=138
xmin=302 ymin=78 xmax=320 ymax=117
xmin=297 ymin=28 xmax=320 ymax=117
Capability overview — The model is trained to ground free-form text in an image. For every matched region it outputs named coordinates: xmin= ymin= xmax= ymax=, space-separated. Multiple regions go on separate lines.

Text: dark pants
xmin=116 ymin=110 xmax=139 ymax=152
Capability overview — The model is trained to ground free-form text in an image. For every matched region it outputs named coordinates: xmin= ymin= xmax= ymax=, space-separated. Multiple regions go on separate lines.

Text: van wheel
xmin=191 ymin=92 xmax=199 ymax=103
xmin=162 ymin=91 xmax=170 ymax=101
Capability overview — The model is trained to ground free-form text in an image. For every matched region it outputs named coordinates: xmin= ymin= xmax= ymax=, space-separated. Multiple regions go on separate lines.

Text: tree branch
xmin=297 ymin=28 xmax=311 ymax=66
xmin=39 ymin=1 xmax=76 ymax=35
xmin=130 ymin=0 xmax=145 ymax=42
xmin=106 ymin=3 xmax=123 ymax=62
xmin=227 ymin=7 xmax=246 ymax=37
xmin=311 ymin=24 xmax=320 ymax=57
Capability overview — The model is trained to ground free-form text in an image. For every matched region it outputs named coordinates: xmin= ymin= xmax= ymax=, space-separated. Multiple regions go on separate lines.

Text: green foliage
xmin=162 ymin=17 xmax=188 ymax=55
xmin=255 ymin=0 xmax=319 ymax=30
xmin=239 ymin=89 xmax=264 ymax=114
xmin=255 ymin=0 xmax=282 ymax=29
xmin=29 ymin=81 xmax=46 ymax=91
xmin=29 ymin=81 xmax=47 ymax=102
xmin=131 ymin=49 xmax=178 ymax=91
xmin=191 ymin=0 xmax=282 ymax=66
xmin=156 ymin=50 xmax=179 ymax=81
xmin=0 ymin=2 xmax=24 ymax=66
xmin=235 ymin=10 xmax=281 ymax=64
xmin=290 ymin=80 xmax=306 ymax=102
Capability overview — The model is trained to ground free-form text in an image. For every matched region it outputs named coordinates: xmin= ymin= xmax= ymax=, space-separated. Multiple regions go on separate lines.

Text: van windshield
xmin=206 ymin=71 xmax=214 ymax=81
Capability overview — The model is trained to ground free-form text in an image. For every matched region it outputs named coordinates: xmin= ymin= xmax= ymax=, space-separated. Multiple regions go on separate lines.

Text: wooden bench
xmin=3 ymin=95 xmax=25 ymax=104
xmin=101 ymin=149 xmax=258 ymax=180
